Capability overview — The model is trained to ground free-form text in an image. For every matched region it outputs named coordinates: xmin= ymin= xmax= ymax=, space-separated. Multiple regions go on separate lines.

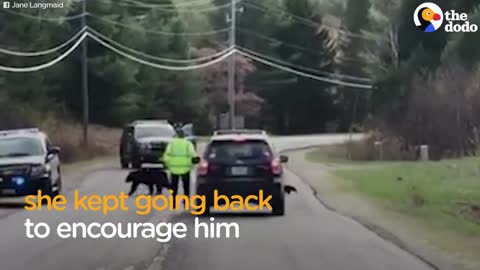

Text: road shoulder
xmin=285 ymin=148 xmax=466 ymax=270
xmin=61 ymin=156 xmax=118 ymax=191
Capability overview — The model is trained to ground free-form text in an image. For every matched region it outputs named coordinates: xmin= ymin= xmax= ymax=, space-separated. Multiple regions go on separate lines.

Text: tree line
xmin=1 ymin=0 xmax=479 ymax=158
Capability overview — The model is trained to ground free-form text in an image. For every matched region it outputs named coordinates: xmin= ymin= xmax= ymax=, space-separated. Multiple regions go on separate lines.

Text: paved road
xmin=0 ymin=134 xmax=433 ymax=270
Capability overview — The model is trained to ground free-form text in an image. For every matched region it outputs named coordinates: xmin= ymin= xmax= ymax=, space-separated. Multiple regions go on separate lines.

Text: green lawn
xmin=335 ymin=159 xmax=480 ymax=235
xmin=306 ymin=147 xmax=480 ymax=268
xmin=307 ymin=147 xmax=480 ymax=235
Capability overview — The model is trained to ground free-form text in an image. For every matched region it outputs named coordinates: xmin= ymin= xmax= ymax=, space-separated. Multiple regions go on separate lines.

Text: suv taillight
xmin=198 ymin=160 xmax=209 ymax=176
xmin=271 ymin=158 xmax=282 ymax=175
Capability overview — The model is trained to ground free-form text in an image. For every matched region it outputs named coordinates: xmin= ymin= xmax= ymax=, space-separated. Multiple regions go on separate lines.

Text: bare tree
xmin=396 ymin=64 xmax=478 ymax=159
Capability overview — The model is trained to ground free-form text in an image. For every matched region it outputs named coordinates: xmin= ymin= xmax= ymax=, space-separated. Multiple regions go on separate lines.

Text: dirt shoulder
xmin=286 ymin=148 xmax=477 ymax=270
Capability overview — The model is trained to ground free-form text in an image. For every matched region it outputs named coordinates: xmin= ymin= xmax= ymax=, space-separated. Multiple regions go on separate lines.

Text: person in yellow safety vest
xmin=162 ymin=128 xmax=198 ymax=207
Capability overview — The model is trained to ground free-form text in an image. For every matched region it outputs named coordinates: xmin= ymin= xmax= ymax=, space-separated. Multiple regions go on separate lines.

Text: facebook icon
xmin=3 ymin=1 xmax=10 ymax=8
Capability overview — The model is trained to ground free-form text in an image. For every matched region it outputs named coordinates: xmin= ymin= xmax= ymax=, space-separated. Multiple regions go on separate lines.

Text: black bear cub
xmin=125 ymin=169 xmax=170 ymax=196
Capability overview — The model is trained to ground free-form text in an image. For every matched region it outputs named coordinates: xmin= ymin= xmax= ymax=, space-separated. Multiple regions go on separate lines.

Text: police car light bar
xmin=0 ymin=128 xmax=40 ymax=136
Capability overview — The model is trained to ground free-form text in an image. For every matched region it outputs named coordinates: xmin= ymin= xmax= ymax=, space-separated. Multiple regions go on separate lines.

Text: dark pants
xmin=171 ymin=172 xmax=191 ymax=207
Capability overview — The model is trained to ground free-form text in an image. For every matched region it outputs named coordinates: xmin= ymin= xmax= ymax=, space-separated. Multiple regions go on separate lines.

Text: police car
xmin=0 ymin=129 xmax=62 ymax=197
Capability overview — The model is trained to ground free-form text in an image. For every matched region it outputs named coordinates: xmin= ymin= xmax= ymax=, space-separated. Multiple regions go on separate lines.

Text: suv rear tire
xmin=201 ymin=207 xmax=211 ymax=216
xmin=195 ymin=193 xmax=211 ymax=216
xmin=121 ymin=159 xmax=129 ymax=169
xmin=132 ymin=158 xmax=141 ymax=169
xmin=272 ymin=195 xmax=285 ymax=216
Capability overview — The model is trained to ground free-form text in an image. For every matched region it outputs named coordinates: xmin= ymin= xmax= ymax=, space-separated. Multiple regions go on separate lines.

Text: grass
xmin=42 ymin=122 xmax=121 ymax=163
xmin=335 ymin=160 xmax=480 ymax=235
xmin=1 ymin=110 xmax=121 ymax=163
xmin=308 ymin=146 xmax=480 ymax=234
xmin=305 ymin=143 xmax=370 ymax=165
xmin=306 ymin=146 xmax=480 ymax=268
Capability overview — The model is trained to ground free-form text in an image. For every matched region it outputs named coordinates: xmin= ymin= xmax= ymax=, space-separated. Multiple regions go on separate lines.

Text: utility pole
xmin=227 ymin=0 xmax=237 ymax=129
xmin=347 ymin=91 xmax=359 ymax=159
xmin=81 ymin=0 xmax=89 ymax=146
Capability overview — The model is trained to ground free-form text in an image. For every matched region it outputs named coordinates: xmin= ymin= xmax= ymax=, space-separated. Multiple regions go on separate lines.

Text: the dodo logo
xmin=414 ymin=3 xmax=443 ymax=32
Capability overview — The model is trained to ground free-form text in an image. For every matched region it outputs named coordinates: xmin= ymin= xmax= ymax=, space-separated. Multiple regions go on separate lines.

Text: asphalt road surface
xmin=0 ymin=134 xmax=434 ymax=270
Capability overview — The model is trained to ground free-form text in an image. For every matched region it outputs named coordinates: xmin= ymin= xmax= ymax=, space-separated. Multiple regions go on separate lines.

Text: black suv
xmin=0 ymin=129 xmax=62 ymax=197
xmin=196 ymin=130 xmax=289 ymax=216
xmin=120 ymin=120 xmax=197 ymax=169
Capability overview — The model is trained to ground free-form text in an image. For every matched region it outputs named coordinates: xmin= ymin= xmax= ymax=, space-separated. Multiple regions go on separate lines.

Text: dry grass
xmin=1 ymin=107 xmax=121 ymax=163
xmin=322 ymin=135 xmax=419 ymax=162
xmin=38 ymin=117 xmax=121 ymax=163
xmin=306 ymin=139 xmax=411 ymax=163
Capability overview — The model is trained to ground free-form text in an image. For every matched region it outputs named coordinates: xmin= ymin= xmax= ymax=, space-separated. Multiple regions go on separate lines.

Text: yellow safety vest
xmin=163 ymin=138 xmax=197 ymax=175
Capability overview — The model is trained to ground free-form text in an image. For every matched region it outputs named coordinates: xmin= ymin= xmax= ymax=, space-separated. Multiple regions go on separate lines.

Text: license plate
xmin=231 ymin=166 xmax=248 ymax=176
xmin=1 ymin=189 xmax=16 ymax=195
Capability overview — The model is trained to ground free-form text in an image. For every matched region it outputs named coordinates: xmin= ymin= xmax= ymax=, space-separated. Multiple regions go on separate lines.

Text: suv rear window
xmin=206 ymin=140 xmax=273 ymax=162
xmin=134 ymin=125 xmax=176 ymax=139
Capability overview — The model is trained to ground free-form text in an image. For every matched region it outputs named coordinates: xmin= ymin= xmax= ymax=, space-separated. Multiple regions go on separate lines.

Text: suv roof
xmin=135 ymin=122 xmax=172 ymax=128
xmin=206 ymin=134 xmax=277 ymax=159
xmin=123 ymin=121 xmax=172 ymax=131
xmin=210 ymin=133 xmax=269 ymax=142
xmin=212 ymin=129 xmax=267 ymax=136
xmin=209 ymin=132 xmax=277 ymax=153
xmin=132 ymin=120 xmax=169 ymax=126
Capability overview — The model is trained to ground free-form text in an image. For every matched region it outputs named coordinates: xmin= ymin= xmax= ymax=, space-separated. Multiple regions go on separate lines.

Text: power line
xmin=87 ymin=32 xmax=236 ymax=70
xmin=240 ymin=28 xmax=380 ymax=66
xmin=0 ymin=8 xmax=87 ymax=21
xmin=0 ymin=32 xmax=374 ymax=89
xmin=244 ymin=1 xmax=320 ymax=27
xmin=0 ymin=2 xmax=229 ymax=36
xmin=236 ymin=48 xmax=373 ymax=89
xmin=0 ymin=31 xmax=235 ymax=72
xmin=88 ymin=26 xmax=233 ymax=63
xmin=0 ymin=33 xmax=88 ymax=72
xmin=243 ymin=1 xmax=386 ymax=42
xmin=0 ymin=27 xmax=87 ymax=57
xmin=119 ymin=0 xmax=216 ymax=8
xmin=88 ymin=14 xmax=230 ymax=36
xmin=0 ymin=4 xmax=230 ymax=36
xmin=96 ymin=0 xmax=234 ymax=12
xmin=237 ymin=45 xmax=372 ymax=82
xmin=238 ymin=27 xmax=330 ymax=58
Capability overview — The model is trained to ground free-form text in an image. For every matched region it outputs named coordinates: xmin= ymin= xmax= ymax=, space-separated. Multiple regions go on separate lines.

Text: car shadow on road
xmin=0 ymin=202 xmax=27 ymax=209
